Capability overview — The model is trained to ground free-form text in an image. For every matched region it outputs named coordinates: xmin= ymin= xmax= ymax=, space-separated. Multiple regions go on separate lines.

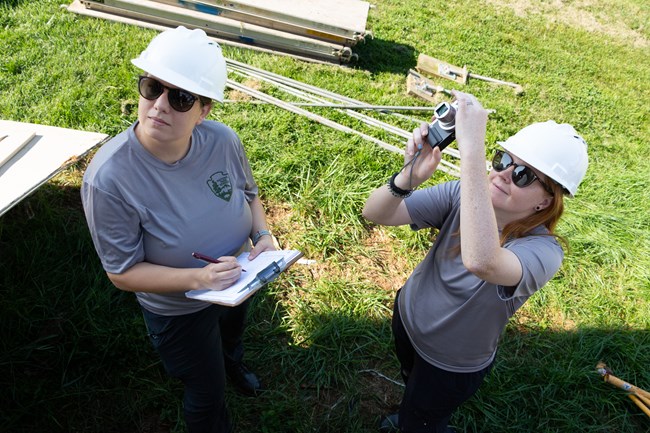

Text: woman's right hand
xmin=399 ymin=122 xmax=442 ymax=189
xmin=197 ymin=257 xmax=242 ymax=291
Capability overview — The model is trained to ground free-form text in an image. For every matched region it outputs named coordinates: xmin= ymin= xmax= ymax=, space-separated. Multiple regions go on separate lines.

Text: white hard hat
xmin=131 ymin=26 xmax=227 ymax=102
xmin=498 ymin=121 xmax=588 ymax=197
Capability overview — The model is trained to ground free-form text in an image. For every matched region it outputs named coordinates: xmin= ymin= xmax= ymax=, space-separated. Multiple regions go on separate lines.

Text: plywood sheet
xmin=0 ymin=131 xmax=36 ymax=166
xmin=153 ymin=0 xmax=365 ymax=44
xmin=73 ymin=0 xmax=351 ymax=62
xmin=206 ymin=0 xmax=370 ymax=34
xmin=0 ymin=120 xmax=109 ymax=217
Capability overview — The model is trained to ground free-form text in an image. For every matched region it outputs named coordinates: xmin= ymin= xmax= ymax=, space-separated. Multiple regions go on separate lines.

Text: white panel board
xmin=220 ymin=0 xmax=370 ymax=34
xmin=0 ymin=132 xmax=36 ymax=167
xmin=0 ymin=120 xmax=109 ymax=217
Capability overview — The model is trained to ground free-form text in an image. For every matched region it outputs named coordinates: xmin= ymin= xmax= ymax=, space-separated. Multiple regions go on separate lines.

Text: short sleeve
xmin=81 ymin=182 xmax=145 ymax=274
xmin=229 ymin=131 xmax=258 ymax=203
xmin=405 ymin=180 xmax=460 ymax=230
xmin=497 ymin=234 xmax=564 ymax=300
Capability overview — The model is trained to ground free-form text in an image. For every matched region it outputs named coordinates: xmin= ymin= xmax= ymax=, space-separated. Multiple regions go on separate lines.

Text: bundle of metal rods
xmin=224 ymin=59 xmax=465 ymax=177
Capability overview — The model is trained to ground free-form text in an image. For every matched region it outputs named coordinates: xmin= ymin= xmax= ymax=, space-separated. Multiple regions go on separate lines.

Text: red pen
xmin=192 ymin=252 xmax=246 ymax=272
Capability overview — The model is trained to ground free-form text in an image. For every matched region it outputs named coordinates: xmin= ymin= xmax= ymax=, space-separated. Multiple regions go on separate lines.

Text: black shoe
xmin=379 ymin=413 xmax=399 ymax=433
xmin=226 ymin=363 xmax=262 ymax=396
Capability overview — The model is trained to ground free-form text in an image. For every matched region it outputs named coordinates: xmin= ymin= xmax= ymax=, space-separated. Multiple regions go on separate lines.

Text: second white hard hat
xmin=131 ymin=26 xmax=227 ymax=102
xmin=498 ymin=121 xmax=588 ymax=197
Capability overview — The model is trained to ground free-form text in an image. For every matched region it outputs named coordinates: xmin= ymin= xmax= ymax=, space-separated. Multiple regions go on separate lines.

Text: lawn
xmin=1 ymin=0 xmax=648 ymax=432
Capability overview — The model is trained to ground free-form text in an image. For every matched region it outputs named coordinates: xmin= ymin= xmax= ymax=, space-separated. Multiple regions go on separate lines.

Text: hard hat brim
xmin=131 ymin=58 xmax=224 ymax=102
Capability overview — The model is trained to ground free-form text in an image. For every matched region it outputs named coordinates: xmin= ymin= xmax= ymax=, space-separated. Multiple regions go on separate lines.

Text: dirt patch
xmin=264 ymin=200 xmax=415 ymax=293
xmin=226 ymin=78 xmax=263 ymax=102
xmin=512 ymin=304 xmax=578 ymax=332
xmin=354 ymin=227 xmax=416 ymax=293
xmin=483 ymin=0 xmax=648 ymax=48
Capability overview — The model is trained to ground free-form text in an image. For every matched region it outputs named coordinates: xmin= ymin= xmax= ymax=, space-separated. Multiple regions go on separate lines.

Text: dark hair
xmin=198 ymin=96 xmax=212 ymax=107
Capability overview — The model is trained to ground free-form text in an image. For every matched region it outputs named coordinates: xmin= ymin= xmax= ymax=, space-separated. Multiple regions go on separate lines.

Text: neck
xmin=135 ymin=124 xmax=191 ymax=164
xmin=493 ymin=207 xmax=535 ymax=231
xmin=494 ymin=209 xmax=518 ymax=231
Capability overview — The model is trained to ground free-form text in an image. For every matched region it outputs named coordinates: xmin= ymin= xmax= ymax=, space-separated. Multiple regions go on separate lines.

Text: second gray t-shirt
xmin=401 ymin=180 xmax=563 ymax=373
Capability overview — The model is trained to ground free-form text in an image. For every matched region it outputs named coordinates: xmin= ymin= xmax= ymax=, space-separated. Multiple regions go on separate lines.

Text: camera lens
xmin=434 ymin=102 xmax=456 ymax=128
xmin=435 ymin=104 xmax=449 ymax=117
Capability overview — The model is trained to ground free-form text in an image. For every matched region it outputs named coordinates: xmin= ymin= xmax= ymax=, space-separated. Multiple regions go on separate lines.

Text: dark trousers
xmin=141 ymin=299 xmax=251 ymax=433
xmin=392 ymin=290 xmax=492 ymax=433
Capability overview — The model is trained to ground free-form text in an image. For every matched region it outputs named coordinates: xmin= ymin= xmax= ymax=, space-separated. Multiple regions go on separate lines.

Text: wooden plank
xmin=416 ymin=54 xmax=468 ymax=84
xmin=153 ymin=0 xmax=366 ymax=45
xmin=79 ymin=0 xmax=354 ymax=62
xmin=202 ymin=0 xmax=369 ymax=35
xmin=67 ymin=0 xmax=334 ymax=65
xmin=0 ymin=120 xmax=109 ymax=217
xmin=0 ymin=131 xmax=36 ymax=167
xmin=405 ymin=69 xmax=452 ymax=104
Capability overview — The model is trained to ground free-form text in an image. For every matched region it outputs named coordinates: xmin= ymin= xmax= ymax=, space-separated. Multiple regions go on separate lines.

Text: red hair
xmin=448 ymin=180 xmax=568 ymax=257
xmin=500 ymin=180 xmax=568 ymax=248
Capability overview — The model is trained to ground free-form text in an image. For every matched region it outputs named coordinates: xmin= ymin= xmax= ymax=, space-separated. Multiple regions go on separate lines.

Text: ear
xmin=535 ymin=196 xmax=553 ymax=211
xmin=195 ymin=102 xmax=212 ymax=125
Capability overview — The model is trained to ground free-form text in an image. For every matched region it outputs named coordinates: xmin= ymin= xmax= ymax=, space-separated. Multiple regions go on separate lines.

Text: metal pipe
xmin=226 ymin=79 xmax=403 ymax=155
xmin=223 ymin=100 xmax=446 ymax=112
xmin=228 ymin=61 xmax=462 ymax=161
xmin=229 ymin=66 xmax=411 ymax=139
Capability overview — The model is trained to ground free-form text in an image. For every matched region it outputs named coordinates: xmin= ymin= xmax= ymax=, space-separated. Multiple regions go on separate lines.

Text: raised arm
xmin=363 ymin=123 xmax=442 ymax=226
xmin=453 ymin=91 xmax=523 ymax=287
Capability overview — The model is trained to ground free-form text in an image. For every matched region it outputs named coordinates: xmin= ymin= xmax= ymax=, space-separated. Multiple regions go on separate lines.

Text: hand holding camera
xmin=401 ymin=99 xmax=458 ymax=187
xmin=402 ymin=92 xmax=488 ymax=189
xmin=426 ymin=100 xmax=459 ymax=151
xmin=425 ymin=91 xmax=488 ymax=153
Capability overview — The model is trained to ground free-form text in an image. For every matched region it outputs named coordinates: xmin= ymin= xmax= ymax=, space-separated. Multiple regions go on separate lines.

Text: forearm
xmin=362 ymin=172 xmax=412 ymax=226
xmin=107 ymin=261 xmax=203 ymax=293
xmin=108 ymin=258 xmax=243 ymax=293
xmin=458 ymin=151 xmax=523 ymax=285
xmin=364 ymin=121 xmax=442 ymax=227
xmin=248 ymin=195 xmax=270 ymax=237
xmin=459 ymin=151 xmax=501 ymax=270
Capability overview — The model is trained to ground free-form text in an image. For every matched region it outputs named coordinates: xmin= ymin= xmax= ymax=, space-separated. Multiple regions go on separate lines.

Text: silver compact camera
xmin=426 ymin=101 xmax=458 ymax=151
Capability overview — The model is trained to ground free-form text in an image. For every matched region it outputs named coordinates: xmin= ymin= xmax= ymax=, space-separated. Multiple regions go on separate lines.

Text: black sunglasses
xmin=138 ymin=76 xmax=198 ymax=112
xmin=492 ymin=150 xmax=554 ymax=195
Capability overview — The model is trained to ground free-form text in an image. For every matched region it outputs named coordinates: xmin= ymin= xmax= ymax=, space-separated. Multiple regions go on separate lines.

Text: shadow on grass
xmin=350 ymin=37 xmax=418 ymax=75
xmin=1 ymin=183 xmax=648 ymax=433
xmin=0 ymin=0 xmax=27 ymax=8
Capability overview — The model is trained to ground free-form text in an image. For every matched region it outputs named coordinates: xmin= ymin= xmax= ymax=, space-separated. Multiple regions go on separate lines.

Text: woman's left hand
xmin=249 ymin=234 xmax=276 ymax=260
xmin=452 ymin=90 xmax=489 ymax=156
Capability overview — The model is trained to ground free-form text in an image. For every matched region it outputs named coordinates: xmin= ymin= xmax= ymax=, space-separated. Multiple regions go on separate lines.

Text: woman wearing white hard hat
xmin=363 ymin=91 xmax=588 ymax=433
xmin=81 ymin=26 xmax=275 ymax=433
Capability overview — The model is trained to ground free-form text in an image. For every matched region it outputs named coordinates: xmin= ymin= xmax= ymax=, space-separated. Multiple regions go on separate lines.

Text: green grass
xmin=1 ymin=0 xmax=649 ymax=432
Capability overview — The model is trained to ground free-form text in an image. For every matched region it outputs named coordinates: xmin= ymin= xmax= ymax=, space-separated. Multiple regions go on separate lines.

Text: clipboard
xmin=185 ymin=249 xmax=303 ymax=306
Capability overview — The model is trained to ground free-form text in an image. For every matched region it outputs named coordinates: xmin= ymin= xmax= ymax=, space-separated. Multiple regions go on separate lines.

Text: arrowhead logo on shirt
xmin=207 ymin=171 xmax=232 ymax=201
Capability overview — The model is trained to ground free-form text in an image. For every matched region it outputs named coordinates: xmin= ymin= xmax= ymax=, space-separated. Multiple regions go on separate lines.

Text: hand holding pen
xmin=192 ymin=252 xmax=246 ymax=272
xmin=192 ymin=252 xmax=244 ymax=291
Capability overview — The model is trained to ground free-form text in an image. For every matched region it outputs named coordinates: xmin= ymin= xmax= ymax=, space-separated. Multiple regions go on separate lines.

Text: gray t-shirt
xmin=81 ymin=120 xmax=258 ymax=316
xmin=401 ymin=180 xmax=563 ymax=372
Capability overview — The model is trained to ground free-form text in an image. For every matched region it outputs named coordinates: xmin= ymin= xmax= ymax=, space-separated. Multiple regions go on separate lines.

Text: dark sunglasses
xmin=138 ymin=76 xmax=198 ymax=112
xmin=492 ymin=150 xmax=554 ymax=195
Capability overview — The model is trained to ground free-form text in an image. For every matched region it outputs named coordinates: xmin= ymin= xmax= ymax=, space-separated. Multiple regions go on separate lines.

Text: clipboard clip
xmin=238 ymin=258 xmax=286 ymax=293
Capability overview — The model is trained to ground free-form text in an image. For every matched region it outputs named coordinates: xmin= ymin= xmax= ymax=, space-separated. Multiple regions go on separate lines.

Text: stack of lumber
xmin=68 ymin=0 xmax=372 ymax=63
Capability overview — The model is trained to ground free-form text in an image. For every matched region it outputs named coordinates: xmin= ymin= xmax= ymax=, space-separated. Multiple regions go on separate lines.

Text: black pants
xmin=142 ymin=299 xmax=251 ymax=433
xmin=392 ymin=290 xmax=492 ymax=433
